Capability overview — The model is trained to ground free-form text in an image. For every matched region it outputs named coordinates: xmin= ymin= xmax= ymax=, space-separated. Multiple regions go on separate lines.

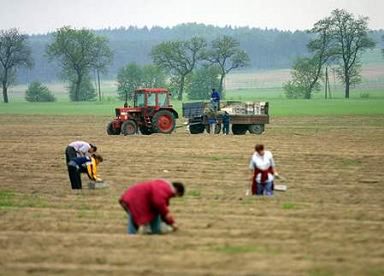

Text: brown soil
xmin=0 ymin=115 xmax=383 ymax=275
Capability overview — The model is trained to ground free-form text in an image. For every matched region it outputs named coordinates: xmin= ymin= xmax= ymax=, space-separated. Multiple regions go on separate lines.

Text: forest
xmin=16 ymin=23 xmax=384 ymax=83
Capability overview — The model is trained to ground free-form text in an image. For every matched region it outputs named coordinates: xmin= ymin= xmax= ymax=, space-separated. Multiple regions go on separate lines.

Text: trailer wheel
xmin=121 ymin=120 xmax=137 ymax=136
xmin=248 ymin=124 xmax=264 ymax=134
xmin=152 ymin=110 xmax=175 ymax=134
xmin=232 ymin=124 xmax=248 ymax=135
xmin=189 ymin=124 xmax=205 ymax=134
xmin=206 ymin=123 xmax=221 ymax=134
xmin=106 ymin=121 xmax=120 ymax=135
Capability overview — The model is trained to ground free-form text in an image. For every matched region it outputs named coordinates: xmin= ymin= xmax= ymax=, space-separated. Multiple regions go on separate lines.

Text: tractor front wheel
xmin=152 ymin=110 xmax=176 ymax=134
xmin=106 ymin=121 xmax=120 ymax=135
xmin=121 ymin=120 xmax=137 ymax=136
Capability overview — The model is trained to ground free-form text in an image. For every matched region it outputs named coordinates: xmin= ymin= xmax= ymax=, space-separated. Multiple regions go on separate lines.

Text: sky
xmin=0 ymin=0 xmax=383 ymax=34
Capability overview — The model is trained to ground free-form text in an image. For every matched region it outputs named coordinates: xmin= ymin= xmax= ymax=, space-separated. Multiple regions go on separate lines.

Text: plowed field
xmin=0 ymin=115 xmax=383 ymax=275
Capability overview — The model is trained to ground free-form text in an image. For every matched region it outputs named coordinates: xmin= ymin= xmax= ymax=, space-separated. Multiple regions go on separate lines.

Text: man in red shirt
xmin=119 ymin=179 xmax=185 ymax=235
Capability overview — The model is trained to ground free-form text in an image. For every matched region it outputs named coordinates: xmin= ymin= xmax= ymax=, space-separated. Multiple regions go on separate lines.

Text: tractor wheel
xmin=121 ymin=120 xmax=137 ymax=136
xmin=232 ymin=124 xmax=248 ymax=135
xmin=189 ymin=124 xmax=205 ymax=134
xmin=140 ymin=126 xmax=153 ymax=135
xmin=152 ymin=110 xmax=176 ymax=134
xmin=206 ymin=123 xmax=221 ymax=134
xmin=106 ymin=121 xmax=120 ymax=135
xmin=248 ymin=124 xmax=265 ymax=135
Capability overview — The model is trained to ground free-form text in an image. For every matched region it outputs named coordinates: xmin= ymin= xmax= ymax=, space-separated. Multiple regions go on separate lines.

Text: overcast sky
xmin=1 ymin=0 xmax=383 ymax=34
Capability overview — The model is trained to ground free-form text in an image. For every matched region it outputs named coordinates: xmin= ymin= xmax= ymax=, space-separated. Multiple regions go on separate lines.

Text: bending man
xmin=119 ymin=179 xmax=185 ymax=235
xmin=65 ymin=141 xmax=97 ymax=163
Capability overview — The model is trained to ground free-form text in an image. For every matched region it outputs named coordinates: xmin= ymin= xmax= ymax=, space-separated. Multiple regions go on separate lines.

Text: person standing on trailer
xmin=67 ymin=154 xmax=103 ymax=189
xmin=65 ymin=141 xmax=97 ymax=163
xmin=119 ymin=179 xmax=185 ymax=235
xmin=210 ymin=88 xmax=221 ymax=111
xmin=249 ymin=144 xmax=278 ymax=196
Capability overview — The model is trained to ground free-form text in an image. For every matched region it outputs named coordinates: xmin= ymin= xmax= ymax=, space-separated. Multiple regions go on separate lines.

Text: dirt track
xmin=0 ymin=114 xmax=383 ymax=275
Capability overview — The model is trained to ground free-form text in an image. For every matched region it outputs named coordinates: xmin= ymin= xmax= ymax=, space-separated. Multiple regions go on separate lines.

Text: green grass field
xmin=1 ymin=59 xmax=383 ymax=117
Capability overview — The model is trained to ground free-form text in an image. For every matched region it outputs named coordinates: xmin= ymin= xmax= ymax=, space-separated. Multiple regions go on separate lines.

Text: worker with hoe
xmin=67 ymin=154 xmax=103 ymax=189
xmin=119 ymin=179 xmax=185 ymax=235
xmin=65 ymin=141 xmax=97 ymax=163
xmin=210 ymin=88 xmax=221 ymax=111
xmin=249 ymin=144 xmax=278 ymax=196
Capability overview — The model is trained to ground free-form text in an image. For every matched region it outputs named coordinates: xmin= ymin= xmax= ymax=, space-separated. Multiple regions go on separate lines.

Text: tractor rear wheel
xmin=232 ymin=124 xmax=248 ymax=135
xmin=248 ymin=124 xmax=264 ymax=134
xmin=152 ymin=110 xmax=176 ymax=134
xmin=206 ymin=123 xmax=221 ymax=134
xmin=106 ymin=122 xmax=120 ymax=135
xmin=121 ymin=120 xmax=137 ymax=136
xmin=189 ymin=124 xmax=205 ymax=134
xmin=140 ymin=126 xmax=153 ymax=135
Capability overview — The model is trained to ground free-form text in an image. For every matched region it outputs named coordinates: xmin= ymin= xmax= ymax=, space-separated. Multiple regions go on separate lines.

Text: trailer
xmin=182 ymin=101 xmax=270 ymax=135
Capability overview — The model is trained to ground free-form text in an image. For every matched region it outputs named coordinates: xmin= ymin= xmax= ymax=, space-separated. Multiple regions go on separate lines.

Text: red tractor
xmin=106 ymin=88 xmax=178 ymax=135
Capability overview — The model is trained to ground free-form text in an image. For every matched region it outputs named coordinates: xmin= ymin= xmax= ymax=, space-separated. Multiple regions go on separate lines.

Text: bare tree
xmin=0 ymin=28 xmax=32 ymax=103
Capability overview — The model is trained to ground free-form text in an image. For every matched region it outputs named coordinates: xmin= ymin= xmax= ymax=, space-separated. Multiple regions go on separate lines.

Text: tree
xmin=283 ymin=57 xmax=322 ymax=99
xmin=0 ymin=28 xmax=32 ymax=103
xmin=25 ymin=81 xmax=56 ymax=102
xmin=188 ymin=65 xmax=220 ymax=100
xmin=91 ymin=37 xmax=113 ymax=101
xmin=68 ymin=76 xmax=96 ymax=101
xmin=117 ymin=63 xmax=143 ymax=100
xmin=47 ymin=26 xmax=111 ymax=101
xmin=152 ymin=37 xmax=206 ymax=100
xmin=141 ymin=64 xmax=166 ymax=88
xmin=328 ymin=9 xmax=375 ymax=98
xmin=204 ymin=36 xmax=250 ymax=98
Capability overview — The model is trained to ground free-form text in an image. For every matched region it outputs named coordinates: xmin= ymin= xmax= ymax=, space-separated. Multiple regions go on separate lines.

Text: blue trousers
xmin=256 ymin=181 xmax=273 ymax=196
xmin=127 ymin=213 xmax=162 ymax=234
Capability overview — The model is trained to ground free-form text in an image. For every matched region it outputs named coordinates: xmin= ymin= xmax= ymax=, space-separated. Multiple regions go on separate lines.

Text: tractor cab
xmin=107 ymin=88 xmax=178 ymax=136
xmin=134 ymin=88 xmax=171 ymax=108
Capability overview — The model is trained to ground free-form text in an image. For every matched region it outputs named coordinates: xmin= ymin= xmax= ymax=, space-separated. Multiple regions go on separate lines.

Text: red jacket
xmin=119 ymin=179 xmax=176 ymax=226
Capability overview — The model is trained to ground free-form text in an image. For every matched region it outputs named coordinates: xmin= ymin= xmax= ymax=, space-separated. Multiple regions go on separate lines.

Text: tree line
xmin=1 ymin=15 xmax=383 ymax=103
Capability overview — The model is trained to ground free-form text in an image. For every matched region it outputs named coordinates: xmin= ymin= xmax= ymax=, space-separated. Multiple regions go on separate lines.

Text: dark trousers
xmin=65 ymin=146 xmax=77 ymax=164
xmin=68 ymin=165 xmax=82 ymax=189
xmin=223 ymin=123 xmax=230 ymax=134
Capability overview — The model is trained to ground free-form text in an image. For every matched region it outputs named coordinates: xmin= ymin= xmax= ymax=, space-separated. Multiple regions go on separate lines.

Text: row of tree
xmin=284 ymin=9 xmax=377 ymax=99
xmin=1 ymin=26 xmax=249 ymax=102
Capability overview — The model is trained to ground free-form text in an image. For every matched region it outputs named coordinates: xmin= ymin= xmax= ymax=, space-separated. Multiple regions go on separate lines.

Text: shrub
xmin=68 ymin=77 xmax=96 ymax=101
xmin=25 ymin=81 xmax=56 ymax=102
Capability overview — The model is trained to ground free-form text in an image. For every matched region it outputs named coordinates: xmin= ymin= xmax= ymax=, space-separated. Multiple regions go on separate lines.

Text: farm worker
xmin=119 ymin=179 xmax=185 ymax=235
xmin=210 ymin=88 xmax=221 ymax=111
xmin=222 ymin=111 xmax=230 ymax=135
xmin=65 ymin=141 xmax=97 ymax=163
xmin=207 ymin=114 xmax=217 ymax=135
xmin=249 ymin=144 xmax=278 ymax=196
xmin=67 ymin=153 xmax=103 ymax=189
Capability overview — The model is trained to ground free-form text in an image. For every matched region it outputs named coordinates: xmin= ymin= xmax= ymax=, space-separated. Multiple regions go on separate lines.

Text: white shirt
xmin=68 ymin=141 xmax=91 ymax=157
xmin=249 ymin=150 xmax=275 ymax=183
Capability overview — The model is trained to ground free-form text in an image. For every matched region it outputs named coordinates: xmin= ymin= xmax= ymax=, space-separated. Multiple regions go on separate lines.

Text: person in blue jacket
xmin=222 ymin=111 xmax=230 ymax=135
xmin=211 ymin=88 xmax=221 ymax=111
